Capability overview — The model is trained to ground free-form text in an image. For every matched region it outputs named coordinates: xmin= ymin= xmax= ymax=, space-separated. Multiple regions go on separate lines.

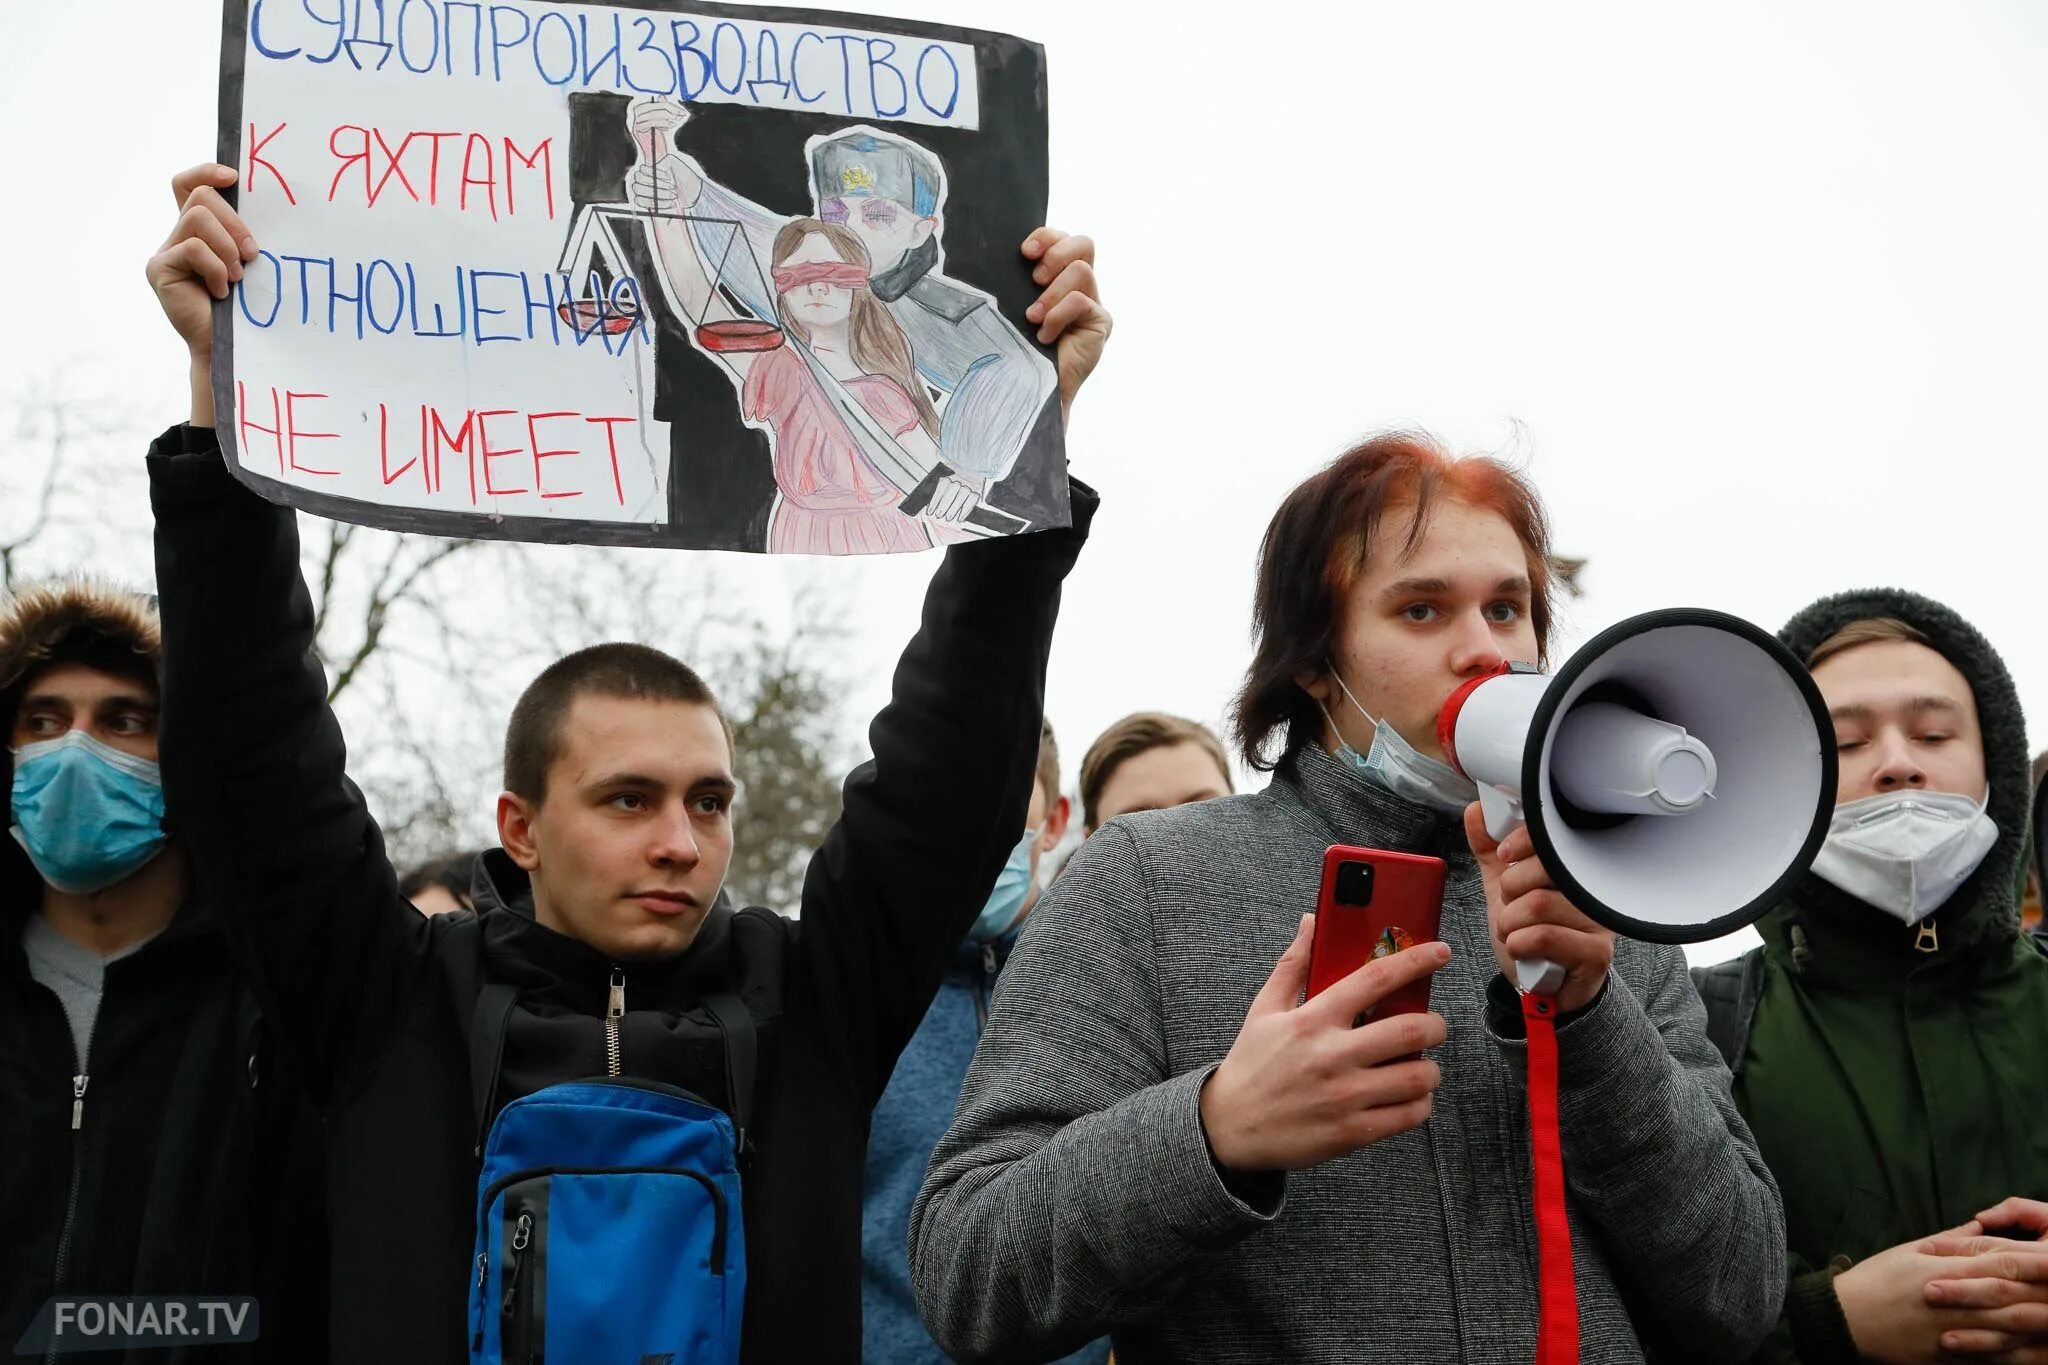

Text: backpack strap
xmin=470 ymin=983 xmax=519 ymax=1156
xmin=1691 ymin=947 xmax=1766 ymax=1076
xmin=704 ymin=992 xmax=757 ymax=1158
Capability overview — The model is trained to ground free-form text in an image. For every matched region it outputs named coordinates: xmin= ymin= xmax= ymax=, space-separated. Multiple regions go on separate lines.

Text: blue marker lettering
xmin=865 ymin=37 xmax=906 ymax=118
xmin=249 ymin=0 xmax=303 ymax=60
xmin=915 ymin=44 xmax=961 ymax=120
xmin=531 ymin=9 xmax=577 ymax=85
xmin=579 ymin=12 xmax=624 ymax=87
xmin=395 ymin=0 xmax=439 ymax=72
xmin=237 ymin=251 xmax=285 ymax=328
xmin=747 ymin=28 xmax=791 ymax=101
xmin=623 ymin=16 xmax=677 ymax=94
xmin=364 ymin=259 xmax=406 ymax=335
xmin=710 ymin=21 xmax=746 ymax=95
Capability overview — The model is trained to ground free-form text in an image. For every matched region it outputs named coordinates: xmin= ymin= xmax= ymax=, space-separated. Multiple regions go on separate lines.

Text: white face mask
xmin=1809 ymin=788 xmax=1998 ymax=926
xmin=1318 ymin=666 xmax=1478 ymax=816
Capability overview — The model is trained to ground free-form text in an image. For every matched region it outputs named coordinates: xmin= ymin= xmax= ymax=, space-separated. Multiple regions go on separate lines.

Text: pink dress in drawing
xmin=743 ymin=346 xmax=933 ymax=555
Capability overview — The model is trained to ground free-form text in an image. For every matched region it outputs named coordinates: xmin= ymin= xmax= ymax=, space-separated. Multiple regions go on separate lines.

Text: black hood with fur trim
xmin=0 ymin=577 xmax=162 ymax=908
xmin=1766 ymin=587 xmax=2030 ymax=956
xmin=0 ymin=576 xmax=160 ymax=700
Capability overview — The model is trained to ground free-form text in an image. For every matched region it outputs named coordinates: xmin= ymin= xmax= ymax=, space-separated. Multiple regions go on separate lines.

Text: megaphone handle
xmin=1472 ymin=785 xmax=1561 ymax=994
xmin=1477 ymin=783 xmax=1523 ymax=843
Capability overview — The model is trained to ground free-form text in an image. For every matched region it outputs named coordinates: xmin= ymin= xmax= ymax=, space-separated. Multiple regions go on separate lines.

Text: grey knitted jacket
xmin=909 ymin=744 xmax=1785 ymax=1363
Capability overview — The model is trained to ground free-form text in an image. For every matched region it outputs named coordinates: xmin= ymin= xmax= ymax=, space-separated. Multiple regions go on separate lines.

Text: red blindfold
xmin=772 ymin=261 xmax=870 ymax=294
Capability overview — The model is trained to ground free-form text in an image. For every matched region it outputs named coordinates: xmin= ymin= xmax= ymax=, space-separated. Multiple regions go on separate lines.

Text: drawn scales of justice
xmin=554 ymin=196 xmax=1029 ymax=541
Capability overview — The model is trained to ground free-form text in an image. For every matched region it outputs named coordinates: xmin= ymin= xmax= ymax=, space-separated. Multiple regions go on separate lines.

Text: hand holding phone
xmin=1199 ymin=912 xmax=1451 ymax=1175
xmin=1307 ymin=845 xmax=1447 ymax=1020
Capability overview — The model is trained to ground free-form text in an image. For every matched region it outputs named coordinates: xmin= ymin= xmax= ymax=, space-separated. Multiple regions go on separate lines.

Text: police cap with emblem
xmin=810 ymin=132 xmax=944 ymax=218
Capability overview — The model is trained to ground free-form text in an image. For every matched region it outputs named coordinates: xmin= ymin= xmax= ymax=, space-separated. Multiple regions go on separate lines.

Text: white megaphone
xmin=1436 ymin=608 xmax=1838 ymax=995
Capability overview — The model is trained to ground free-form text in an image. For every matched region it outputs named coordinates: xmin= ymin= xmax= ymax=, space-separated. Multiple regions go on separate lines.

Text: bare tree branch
xmin=0 ymin=381 xmax=142 ymax=594
xmin=309 ymin=521 xmax=356 ymax=643
xmin=0 ymin=407 xmax=70 ymax=596
xmin=324 ymin=536 xmax=473 ymax=703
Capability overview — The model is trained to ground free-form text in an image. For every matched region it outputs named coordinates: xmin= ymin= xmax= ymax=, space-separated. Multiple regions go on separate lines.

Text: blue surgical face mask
xmin=1318 ymin=666 xmax=1479 ymax=816
xmin=967 ymin=826 xmax=1040 ymax=945
xmin=10 ymin=730 xmax=170 ymax=894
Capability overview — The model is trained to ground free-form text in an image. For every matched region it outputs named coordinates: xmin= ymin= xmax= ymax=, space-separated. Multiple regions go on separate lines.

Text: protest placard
xmin=214 ymin=0 xmax=1064 ymax=552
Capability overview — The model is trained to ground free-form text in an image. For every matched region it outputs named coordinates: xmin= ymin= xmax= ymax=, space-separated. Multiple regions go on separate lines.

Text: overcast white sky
xmin=3 ymin=0 xmax=2044 ymax=963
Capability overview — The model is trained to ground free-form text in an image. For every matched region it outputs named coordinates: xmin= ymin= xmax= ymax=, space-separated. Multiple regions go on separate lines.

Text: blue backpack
xmin=465 ymin=982 xmax=756 ymax=1365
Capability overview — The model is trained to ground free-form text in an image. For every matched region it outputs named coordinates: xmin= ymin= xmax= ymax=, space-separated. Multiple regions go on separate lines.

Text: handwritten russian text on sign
xmin=216 ymin=0 xmax=1062 ymax=553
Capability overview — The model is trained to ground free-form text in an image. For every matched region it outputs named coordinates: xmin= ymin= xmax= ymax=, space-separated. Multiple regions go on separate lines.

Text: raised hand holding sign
xmin=210 ymin=1 xmax=1089 ymax=554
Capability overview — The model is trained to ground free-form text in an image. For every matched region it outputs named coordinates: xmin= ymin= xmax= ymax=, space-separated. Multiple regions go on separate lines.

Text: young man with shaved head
xmin=143 ymin=161 xmax=1110 ymax=1363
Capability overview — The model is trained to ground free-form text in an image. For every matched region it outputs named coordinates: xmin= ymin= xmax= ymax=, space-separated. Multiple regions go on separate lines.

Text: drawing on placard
xmin=214 ymin=0 xmax=1067 ymax=553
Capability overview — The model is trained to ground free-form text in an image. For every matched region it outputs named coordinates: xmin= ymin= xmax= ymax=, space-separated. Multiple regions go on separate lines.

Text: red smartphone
xmin=1306 ymin=845 xmax=1447 ymax=1019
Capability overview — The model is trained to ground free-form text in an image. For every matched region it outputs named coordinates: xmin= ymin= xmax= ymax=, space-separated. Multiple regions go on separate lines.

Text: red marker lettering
xmin=526 ymin=411 xmax=581 ymax=498
xmin=378 ymin=402 xmax=419 ymax=486
xmin=327 ymin=124 xmax=370 ymax=204
xmin=247 ymin=122 xmax=298 ymax=205
xmin=503 ymin=136 xmax=555 ymax=220
xmin=474 ymin=409 xmax=526 ymax=496
xmin=284 ymin=392 xmax=339 ymax=477
xmin=236 ymin=381 xmax=285 ymax=475
xmin=460 ymin=134 xmax=498 ymax=221
xmin=584 ymin=415 xmax=635 ymax=506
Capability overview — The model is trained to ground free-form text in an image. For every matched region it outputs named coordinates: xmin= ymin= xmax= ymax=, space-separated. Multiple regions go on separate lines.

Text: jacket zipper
xmin=605 ymin=969 xmax=625 ymax=1077
xmin=1424 ymin=1082 xmax=1469 ymax=1363
xmin=46 ymin=1026 xmax=94 ymax=1365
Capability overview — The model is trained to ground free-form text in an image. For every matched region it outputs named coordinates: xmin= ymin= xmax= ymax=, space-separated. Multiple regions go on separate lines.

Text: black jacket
xmin=0 ymin=853 xmax=327 ymax=1363
xmin=148 ymin=424 xmax=1093 ymax=1362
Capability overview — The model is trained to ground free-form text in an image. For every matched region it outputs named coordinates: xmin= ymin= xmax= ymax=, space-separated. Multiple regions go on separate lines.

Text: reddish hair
xmin=1232 ymin=432 xmax=1555 ymax=772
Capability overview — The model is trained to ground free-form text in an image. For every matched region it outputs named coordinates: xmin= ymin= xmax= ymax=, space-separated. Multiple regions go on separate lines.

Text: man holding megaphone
xmin=910 ymin=433 xmax=1786 ymax=1364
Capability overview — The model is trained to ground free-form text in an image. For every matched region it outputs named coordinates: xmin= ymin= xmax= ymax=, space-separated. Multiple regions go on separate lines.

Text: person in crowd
xmin=399 ymin=852 xmax=476 ymax=917
xmin=144 ymin=161 xmax=1108 ymax=1363
xmin=865 ymin=709 xmax=1243 ymax=1361
xmin=867 ymin=714 xmax=1236 ymax=1361
xmin=909 ymin=432 xmax=1785 ymax=1363
xmin=863 ymin=719 xmax=1112 ymax=1364
xmin=0 ymin=578 xmax=325 ymax=1360
xmin=1691 ymin=597 xmax=2048 ymax=1362
xmin=1078 ymin=710 xmax=1234 ymax=836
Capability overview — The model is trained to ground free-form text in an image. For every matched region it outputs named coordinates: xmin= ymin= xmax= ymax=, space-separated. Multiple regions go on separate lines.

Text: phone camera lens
xmin=1336 ymin=860 xmax=1375 ymax=907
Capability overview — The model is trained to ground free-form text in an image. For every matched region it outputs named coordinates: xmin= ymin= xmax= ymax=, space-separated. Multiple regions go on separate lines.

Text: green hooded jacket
xmin=1721 ymin=589 xmax=2048 ymax=1363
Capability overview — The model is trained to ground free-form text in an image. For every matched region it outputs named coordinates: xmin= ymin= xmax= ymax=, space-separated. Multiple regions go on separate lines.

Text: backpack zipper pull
xmin=71 ymin=1074 xmax=88 ymax=1131
xmin=471 ymin=1253 xmax=488 ymax=1352
xmin=606 ymin=969 xmax=626 ymax=1077
xmin=502 ymin=1211 xmax=532 ymax=1314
